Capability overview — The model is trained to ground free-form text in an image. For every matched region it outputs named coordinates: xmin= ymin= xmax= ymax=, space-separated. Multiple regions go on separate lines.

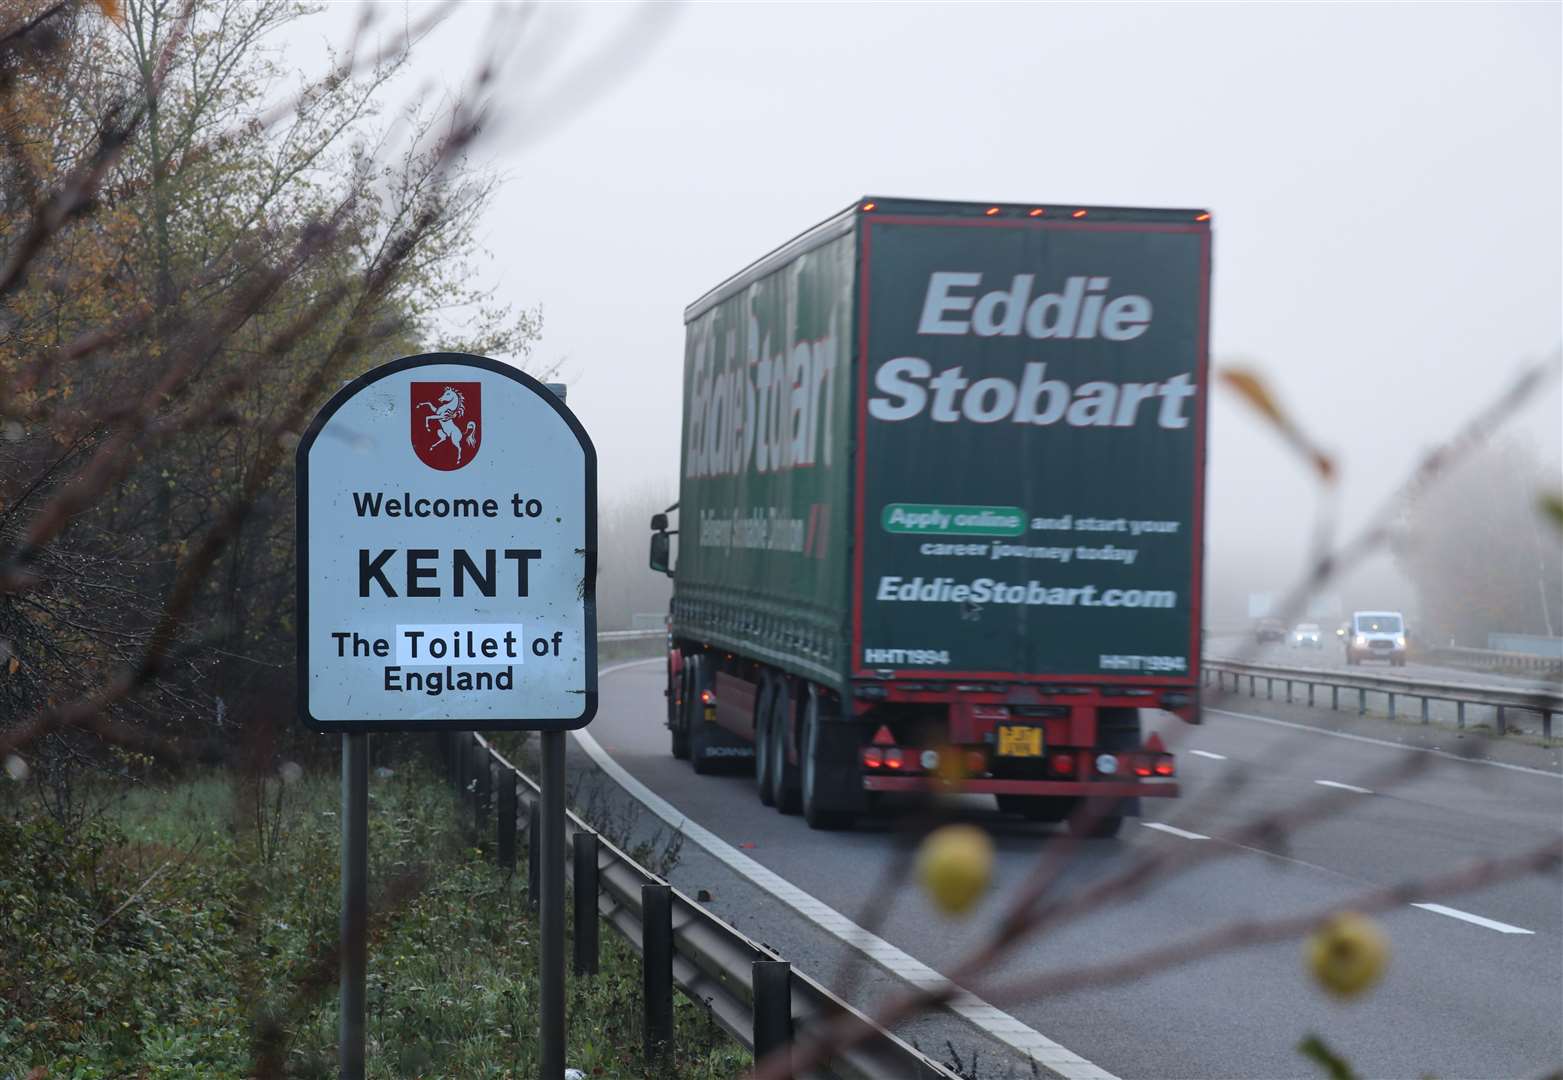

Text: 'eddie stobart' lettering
xmin=918 ymin=273 xmax=1152 ymax=340
xmin=869 ymin=270 xmax=1195 ymax=427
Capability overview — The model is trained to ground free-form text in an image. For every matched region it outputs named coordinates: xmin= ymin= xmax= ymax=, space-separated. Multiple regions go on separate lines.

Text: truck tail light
xmin=884 ymin=747 xmax=904 ymax=769
xmin=861 ymin=747 xmax=883 ymax=770
xmin=699 ymin=689 xmax=714 ymax=705
xmin=965 ymin=750 xmax=987 ymax=775
xmin=1154 ymin=756 xmax=1176 ymax=777
xmin=1049 ymin=752 xmax=1076 ymax=776
xmin=1132 ymin=756 xmax=1153 ymax=778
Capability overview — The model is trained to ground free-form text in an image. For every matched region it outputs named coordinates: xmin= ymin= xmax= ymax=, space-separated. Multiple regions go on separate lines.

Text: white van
xmin=1346 ymin=611 xmax=1407 ymax=667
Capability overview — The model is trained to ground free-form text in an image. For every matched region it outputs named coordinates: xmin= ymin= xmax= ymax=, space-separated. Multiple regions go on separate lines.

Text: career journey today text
xmin=330 ymin=489 xmax=562 ymax=697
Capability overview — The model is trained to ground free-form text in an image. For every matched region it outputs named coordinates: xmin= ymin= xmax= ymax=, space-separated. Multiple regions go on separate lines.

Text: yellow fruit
xmin=917 ymin=824 xmax=994 ymax=916
xmin=1306 ymin=912 xmax=1389 ymax=998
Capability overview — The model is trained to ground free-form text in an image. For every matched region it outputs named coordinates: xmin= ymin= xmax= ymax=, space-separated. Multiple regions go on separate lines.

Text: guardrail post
xmin=642 ymin=883 xmax=673 ymax=1065
xmin=1421 ymin=697 xmax=1430 ymax=725
xmin=1358 ymin=688 xmax=1366 ymax=716
xmin=1544 ymin=711 xmax=1553 ymax=740
xmin=752 ymin=960 xmax=792 ymax=1068
xmin=1387 ymin=692 xmax=1396 ymax=719
xmin=475 ymin=748 xmax=492 ymax=840
xmin=1331 ymin=685 xmax=1339 ymax=711
xmin=1307 ymin=682 xmax=1315 ymax=708
xmin=1496 ymin=705 xmax=1506 ymax=735
xmin=1265 ymin=676 xmax=1273 ymax=700
xmin=1248 ymin=674 xmax=1256 ymax=697
xmin=527 ymin=798 xmax=541 ymax=911
xmin=1284 ymin=679 xmax=1292 ymax=704
xmin=573 ymin=833 xmax=600 ymax=976
xmin=497 ymin=767 xmax=517 ymax=870
xmin=1457 ymin=701 xmax=1466 ymax=729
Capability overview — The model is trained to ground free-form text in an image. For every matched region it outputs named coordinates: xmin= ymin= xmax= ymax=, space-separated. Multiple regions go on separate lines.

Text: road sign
xmin=297 ymin=352 xmax=597 ymax=732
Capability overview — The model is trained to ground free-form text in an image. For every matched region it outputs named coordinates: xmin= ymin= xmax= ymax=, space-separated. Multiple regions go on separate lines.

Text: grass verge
xmin=0 ymin=757 xmax=749 ymax=1078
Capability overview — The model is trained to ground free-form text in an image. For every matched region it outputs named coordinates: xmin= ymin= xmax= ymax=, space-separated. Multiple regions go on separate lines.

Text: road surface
xmin=564 ymin=660 xmax=1562 ymax=1079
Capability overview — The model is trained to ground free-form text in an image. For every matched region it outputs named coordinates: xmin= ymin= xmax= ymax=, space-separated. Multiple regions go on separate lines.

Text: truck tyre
xmin=754 ymin=672 xmax=776 ymax=806
xmin=997 ymin=794 xmax=1075 ymax=822
xmin=687 ymin=655 xmax=717 ymax=775
xmin=1066 ymin=708 xmax=1140 ymax=838
xmin=669 ymin=655 xmax=689 ymax=760
xmin=769 ymin=677 xmax=802 ymax=814
xmin=801 ymin=688 xmax=851 ymax=830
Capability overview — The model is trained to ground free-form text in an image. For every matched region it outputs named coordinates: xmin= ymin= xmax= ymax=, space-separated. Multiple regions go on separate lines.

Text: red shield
xmin=410 ymin=381 xmax=482 ymax=471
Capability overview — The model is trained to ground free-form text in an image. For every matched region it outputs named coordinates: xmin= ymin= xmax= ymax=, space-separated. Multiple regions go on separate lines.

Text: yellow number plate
xmin=996 ymin=724 xmax=1043 ymax=758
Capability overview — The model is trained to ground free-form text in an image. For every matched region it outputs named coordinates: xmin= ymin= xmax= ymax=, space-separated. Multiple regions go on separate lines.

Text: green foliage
xmin=0 ymin=763 xmax=747 ymax=1077
xmin=1298 ymin=1033 xmax=1360 ymax=1080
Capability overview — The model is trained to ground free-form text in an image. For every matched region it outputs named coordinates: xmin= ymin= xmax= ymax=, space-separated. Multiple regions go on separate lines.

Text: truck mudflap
xmin=862 ymin=777 xmax=1178 ymax=798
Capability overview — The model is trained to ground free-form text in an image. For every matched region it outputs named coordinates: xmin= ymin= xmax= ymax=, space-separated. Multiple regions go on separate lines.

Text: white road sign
xmin=297 ymin=353 xmax=596 ymax=731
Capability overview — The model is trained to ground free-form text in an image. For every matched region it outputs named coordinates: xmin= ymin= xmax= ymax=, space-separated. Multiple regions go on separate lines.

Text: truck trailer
xmin=649 ymin=196 xmax=1211 ymax=832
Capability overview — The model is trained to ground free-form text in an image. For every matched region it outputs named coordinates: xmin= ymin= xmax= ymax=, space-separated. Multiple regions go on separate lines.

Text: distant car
xmin=1254 ymin=618 xmax=1286 ymax=643
xmin=1345 ymin=610 xmax=1407 ymax=667
xmin=1290 ymin=623 xmax=1322 ymax=648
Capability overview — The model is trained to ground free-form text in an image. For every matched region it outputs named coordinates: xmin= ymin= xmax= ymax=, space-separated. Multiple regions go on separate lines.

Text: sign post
xmin=297 ymin=353 xmax=596 ymax=1078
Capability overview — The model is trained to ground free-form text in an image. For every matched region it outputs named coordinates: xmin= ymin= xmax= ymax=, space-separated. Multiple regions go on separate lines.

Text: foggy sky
xmin=280 ymin=2 xmax=1562 ymax=614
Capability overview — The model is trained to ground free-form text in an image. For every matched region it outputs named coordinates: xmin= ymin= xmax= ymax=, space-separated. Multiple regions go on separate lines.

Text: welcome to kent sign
xmin=296 ymin=353 xmax=597 ymax=732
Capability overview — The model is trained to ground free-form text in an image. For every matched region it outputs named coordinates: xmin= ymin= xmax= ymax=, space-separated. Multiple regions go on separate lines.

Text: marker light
xmin=1072 ymin=209 xmax=1088 ymax=219
xmin=985 ymin=206 xmax=1001 ymax=216
xmin=1050 ymin=752 xmax=1076 ymax=775
xmin=1028 ymin=208 xmax=1045 ymax=217
xmin=1195 ymin=212 xmax=1211 ymax=222
xmin=1095 ymin=753 xmax=1119 ymax=775
xmin=861 ymin=202 xmax=877 ymax=212
xmin=965 ymin=750 xmax=988 ymax=774
xmin=699 ymin=689 xmax=715 ymax=705
xmin=920 ymin=749 xmax=940 ymax=770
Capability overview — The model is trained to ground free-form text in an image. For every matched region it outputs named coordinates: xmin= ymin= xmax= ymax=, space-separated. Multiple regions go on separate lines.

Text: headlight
xmin=1354 ymin=635 xmax=1367 ymax=646
xmin=1395 ymin=634 xmax=1406 ymax=647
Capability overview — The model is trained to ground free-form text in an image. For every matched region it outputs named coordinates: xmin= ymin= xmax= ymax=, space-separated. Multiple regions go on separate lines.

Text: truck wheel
xmin=687 ymin=655 xmax=716 ymax=775
xmin=801 ymin=688 xmax=850 ymax=830
xmin=996 ymin=794 xmax=1075 ymax=822
xmin=754 ymin=672 xmax=776 ymax=806
xmin=669 ymin=656 xmax=689 ymax=760
xmin=770 ymin=677 xmax=801 ymax=814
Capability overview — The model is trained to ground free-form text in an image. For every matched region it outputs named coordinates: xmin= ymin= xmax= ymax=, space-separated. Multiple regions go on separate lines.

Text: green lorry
xmin=650 ymin=196 xmax=1210 ymax=831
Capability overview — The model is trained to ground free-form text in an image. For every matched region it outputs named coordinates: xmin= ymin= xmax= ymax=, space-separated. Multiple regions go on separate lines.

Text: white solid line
xmin=583 ymin=659 xmax=1120 ymax=1080
xmin=1189 ymin=749 xmax=1227 ymax=760
xmin=1207 ymin=707 xmax=1563 ymax=779
xmin=1411 ymin=903 xmax=1535 ymax=935
xmin=1141 ymin=821 xmax=1210 ymax=841
xmin=1314 ymin=779 xmax=1374 ymax=795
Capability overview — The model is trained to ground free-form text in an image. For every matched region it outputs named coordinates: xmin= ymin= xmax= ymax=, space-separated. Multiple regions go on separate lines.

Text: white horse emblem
xmin=418 ymin=385 xmax=478 ymax=465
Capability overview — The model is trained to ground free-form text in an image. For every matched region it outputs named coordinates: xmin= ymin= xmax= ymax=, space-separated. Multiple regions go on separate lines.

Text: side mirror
xmin=650 ymin=512 xmax=668 ymax=532
xmin=649 ymin=531 xmax=672 ymax=576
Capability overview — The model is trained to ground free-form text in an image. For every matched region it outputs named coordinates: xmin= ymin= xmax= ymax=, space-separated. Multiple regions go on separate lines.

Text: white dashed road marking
xmin=1141 ymin=821 xmax=1210 ymax=841
xmin=1189 ymin=749 xmax=1227 ymax=760
xmin=1314 ymin=779 xmax=1374 ymax=795
xmin=580 ymin=659 xmax=1121 ymax=1080
xmin=1411 ymin=903 xmax=1535 ymax=935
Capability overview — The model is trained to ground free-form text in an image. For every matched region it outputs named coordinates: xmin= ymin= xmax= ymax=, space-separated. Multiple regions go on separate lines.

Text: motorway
xmin=565 ymin=659 xmax=1562 ymax=1080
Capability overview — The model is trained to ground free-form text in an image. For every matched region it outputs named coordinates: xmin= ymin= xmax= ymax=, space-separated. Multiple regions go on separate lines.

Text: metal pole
xmin=540 ymin=731 xmax=566 ymax=1080
xmin=643 ymin=883 xmax=674 ymax=1065
xmin=527 ymin=798 xmax=540 ymax=911
xmin=573 ymin=832 xmax=600 ymax=976
xmin=498 ymin=767 xmax=518 ymax=870
xmin=752 ymin=960 xmax=792 ymax=1066
xmin=340 ymin=733 xmax=369 ymax=1080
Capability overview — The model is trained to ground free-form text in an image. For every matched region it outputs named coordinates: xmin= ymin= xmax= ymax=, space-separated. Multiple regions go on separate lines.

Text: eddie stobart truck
xmin=648 ymin=196 xmax=1211 ymax=832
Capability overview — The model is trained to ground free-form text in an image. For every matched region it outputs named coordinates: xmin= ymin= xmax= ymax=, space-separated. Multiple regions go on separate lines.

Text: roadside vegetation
xmin=0 ymin=756 xmax=748 ymax=1077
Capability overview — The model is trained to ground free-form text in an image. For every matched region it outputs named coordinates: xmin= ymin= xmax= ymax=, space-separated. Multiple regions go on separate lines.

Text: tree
xmin=1396 ymin=439 xmax=1562 ymax=646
